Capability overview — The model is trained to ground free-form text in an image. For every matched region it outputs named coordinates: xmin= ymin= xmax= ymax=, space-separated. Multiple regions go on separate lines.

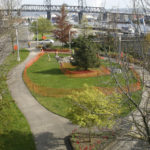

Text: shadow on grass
xmin=0 ymin=130 xmax=35 ymax=150
xmin=0 ymin=130 xmax=71 ymax=150
xmin=33 ymin=69 xmax=62 ymax=75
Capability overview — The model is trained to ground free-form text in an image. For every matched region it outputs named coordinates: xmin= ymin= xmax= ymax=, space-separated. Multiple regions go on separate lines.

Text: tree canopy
xmin=30 ymin=17 xmax=53 ymax=36
xmin=53 ymin=4 xmax=75 ymax=44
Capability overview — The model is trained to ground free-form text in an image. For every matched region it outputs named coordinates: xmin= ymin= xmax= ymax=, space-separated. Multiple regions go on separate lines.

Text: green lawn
xmin=27 ymin=53 xmax=137 ymax=89
xmin=31 ymin=93 xmax=70 ymax=117
xmin=31 ymin=90 xmax=142 ymax=118
xmin=0 ymin=49 xmax=35 ymax=150
xmin=25 ymin=53 xmax=141 ymax=117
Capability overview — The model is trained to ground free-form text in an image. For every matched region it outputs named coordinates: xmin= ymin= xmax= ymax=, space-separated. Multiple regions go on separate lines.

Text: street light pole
xmin=36 ymin=19 xmax=38 ymax=46
xmin=16 ymin=28 xmax=20 ymax=62
xmin=27 ymin=24 xmax=29 ymax=42
xmin=69 ymin=29 xmax=71 ymax=50
xmin=118 ymin=33 xmax=122 ymax=61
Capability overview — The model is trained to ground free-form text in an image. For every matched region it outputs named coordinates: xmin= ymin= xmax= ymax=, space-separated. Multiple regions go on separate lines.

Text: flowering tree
xmin=53 ymin=4 xmax=75 ymax=45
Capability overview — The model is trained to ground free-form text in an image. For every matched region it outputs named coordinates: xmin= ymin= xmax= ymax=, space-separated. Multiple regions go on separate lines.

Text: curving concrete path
xmin=7 ymin=48 xmax=76 ymax=150
xmin=7 ymin=48 xmax=150 ymax=150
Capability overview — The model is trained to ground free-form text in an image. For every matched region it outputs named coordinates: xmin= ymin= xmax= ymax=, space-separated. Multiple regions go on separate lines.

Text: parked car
xmin=39 ymin=39 xmax=54 ymax=45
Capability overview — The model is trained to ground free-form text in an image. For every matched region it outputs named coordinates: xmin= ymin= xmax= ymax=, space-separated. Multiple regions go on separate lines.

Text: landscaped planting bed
xmin=70 ymin=129 xmax=117 ymax=150
xmin=23 ymin=52 xmax=142 ymax=150
xmin=26 ymin=53 xmax=137 ymax=88
xmin=23 ymin=53 xmax=141 ymax=117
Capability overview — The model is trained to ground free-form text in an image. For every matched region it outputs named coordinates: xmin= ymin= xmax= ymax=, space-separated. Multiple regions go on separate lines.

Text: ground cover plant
xmin=0 ymin=49 xmax=35 ymax=150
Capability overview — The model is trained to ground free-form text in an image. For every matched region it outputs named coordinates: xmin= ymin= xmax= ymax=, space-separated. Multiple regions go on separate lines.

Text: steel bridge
xmin=20 ymin=4 xmax=105 ymax=13
xmin=1 ymin=3 xmax=148 ymax=24
xmin=0 ymin=4 xmax=105 ymax=23
xmin=21 ymin=4 xmax=105 ymax=23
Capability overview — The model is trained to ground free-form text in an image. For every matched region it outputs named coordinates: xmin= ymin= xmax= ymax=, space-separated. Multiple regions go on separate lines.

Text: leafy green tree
xmin=72 ymin=36 xmax=100 ymax=70
xmin=67 ymin=85 xmax=122 ymax=141
xmin=104 ymin=33 xmax=115 ymax=52
xmin=30 ymin=17 xmax=53 ymax=37
xmin=80 ymin=15 xmax=92 ymax=37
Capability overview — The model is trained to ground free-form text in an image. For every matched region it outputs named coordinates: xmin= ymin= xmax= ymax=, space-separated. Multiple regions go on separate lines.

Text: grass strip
xmin=0 ymin=49 xmax=35 ymax=150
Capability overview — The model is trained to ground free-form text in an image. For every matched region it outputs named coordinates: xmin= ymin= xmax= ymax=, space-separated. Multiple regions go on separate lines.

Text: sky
xmin=22 ymin=0 xmax=132 ymax=9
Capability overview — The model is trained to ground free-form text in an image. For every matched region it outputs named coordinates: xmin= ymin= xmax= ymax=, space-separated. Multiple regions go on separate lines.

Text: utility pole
xmin=36 ymin=19 xmax=38 ymax=46
xmin=69 ymin=29 xmax=71 ymax=50
xmin=118 ymin=33 xmax=122 ymax=62
xmin=16 ymin=28 xmax=20 ymax=62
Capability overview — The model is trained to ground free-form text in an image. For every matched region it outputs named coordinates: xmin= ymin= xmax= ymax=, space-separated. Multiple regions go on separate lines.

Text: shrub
xmin=67 ymin=85 xmax=122 ymax=129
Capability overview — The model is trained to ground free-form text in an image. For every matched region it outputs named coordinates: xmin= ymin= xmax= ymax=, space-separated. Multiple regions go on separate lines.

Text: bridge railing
xmin=20 ymin=4 xmax=106 ymax=13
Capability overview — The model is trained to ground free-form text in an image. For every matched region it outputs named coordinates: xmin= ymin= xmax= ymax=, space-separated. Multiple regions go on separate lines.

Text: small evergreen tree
xmin=72 ymin=36 xmax=100 ymax=70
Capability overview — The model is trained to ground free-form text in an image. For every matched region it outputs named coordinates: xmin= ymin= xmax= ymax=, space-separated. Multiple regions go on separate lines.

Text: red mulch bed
xmin=60 ymin=63 xmax=111 ymax=78
xmin=70 ymin=129 xmax=117 ymax=150
xmin=43 ymin=48 xmax=71 ymax=53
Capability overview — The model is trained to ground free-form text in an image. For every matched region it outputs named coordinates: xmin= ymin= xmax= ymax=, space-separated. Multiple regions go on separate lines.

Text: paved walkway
xmin=7 ymin=49 xmax=150 ymax=150
xmin=7 ymin=48 xmax=75 ymax=150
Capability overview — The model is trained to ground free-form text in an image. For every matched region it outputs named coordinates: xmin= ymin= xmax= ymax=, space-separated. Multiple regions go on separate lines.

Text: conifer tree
xmin=72 ymin=36 xmax=100 ymax=70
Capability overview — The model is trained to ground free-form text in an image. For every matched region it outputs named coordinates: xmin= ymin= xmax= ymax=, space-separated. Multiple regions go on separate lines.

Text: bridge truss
xmin=20 ymin=4 xmax=105 ymax=14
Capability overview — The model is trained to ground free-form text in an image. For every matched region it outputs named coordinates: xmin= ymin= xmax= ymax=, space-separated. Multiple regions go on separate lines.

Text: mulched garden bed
xmin=43 ymin=48 xmax=71 ymax=53
xmin=60 ymin=62 xmax=110 ymax=78
xmin=69 ymin=129 xmax=117 ymax=150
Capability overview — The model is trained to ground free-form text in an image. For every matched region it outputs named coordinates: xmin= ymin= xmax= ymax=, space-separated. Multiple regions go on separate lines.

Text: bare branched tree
xmin=0 ymin=0 xmax=22 ymax=55
xmin=0 ymin=0 xmax=21 ymax=16
xmin=100 ymin=0 xmax=150 ymax=149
